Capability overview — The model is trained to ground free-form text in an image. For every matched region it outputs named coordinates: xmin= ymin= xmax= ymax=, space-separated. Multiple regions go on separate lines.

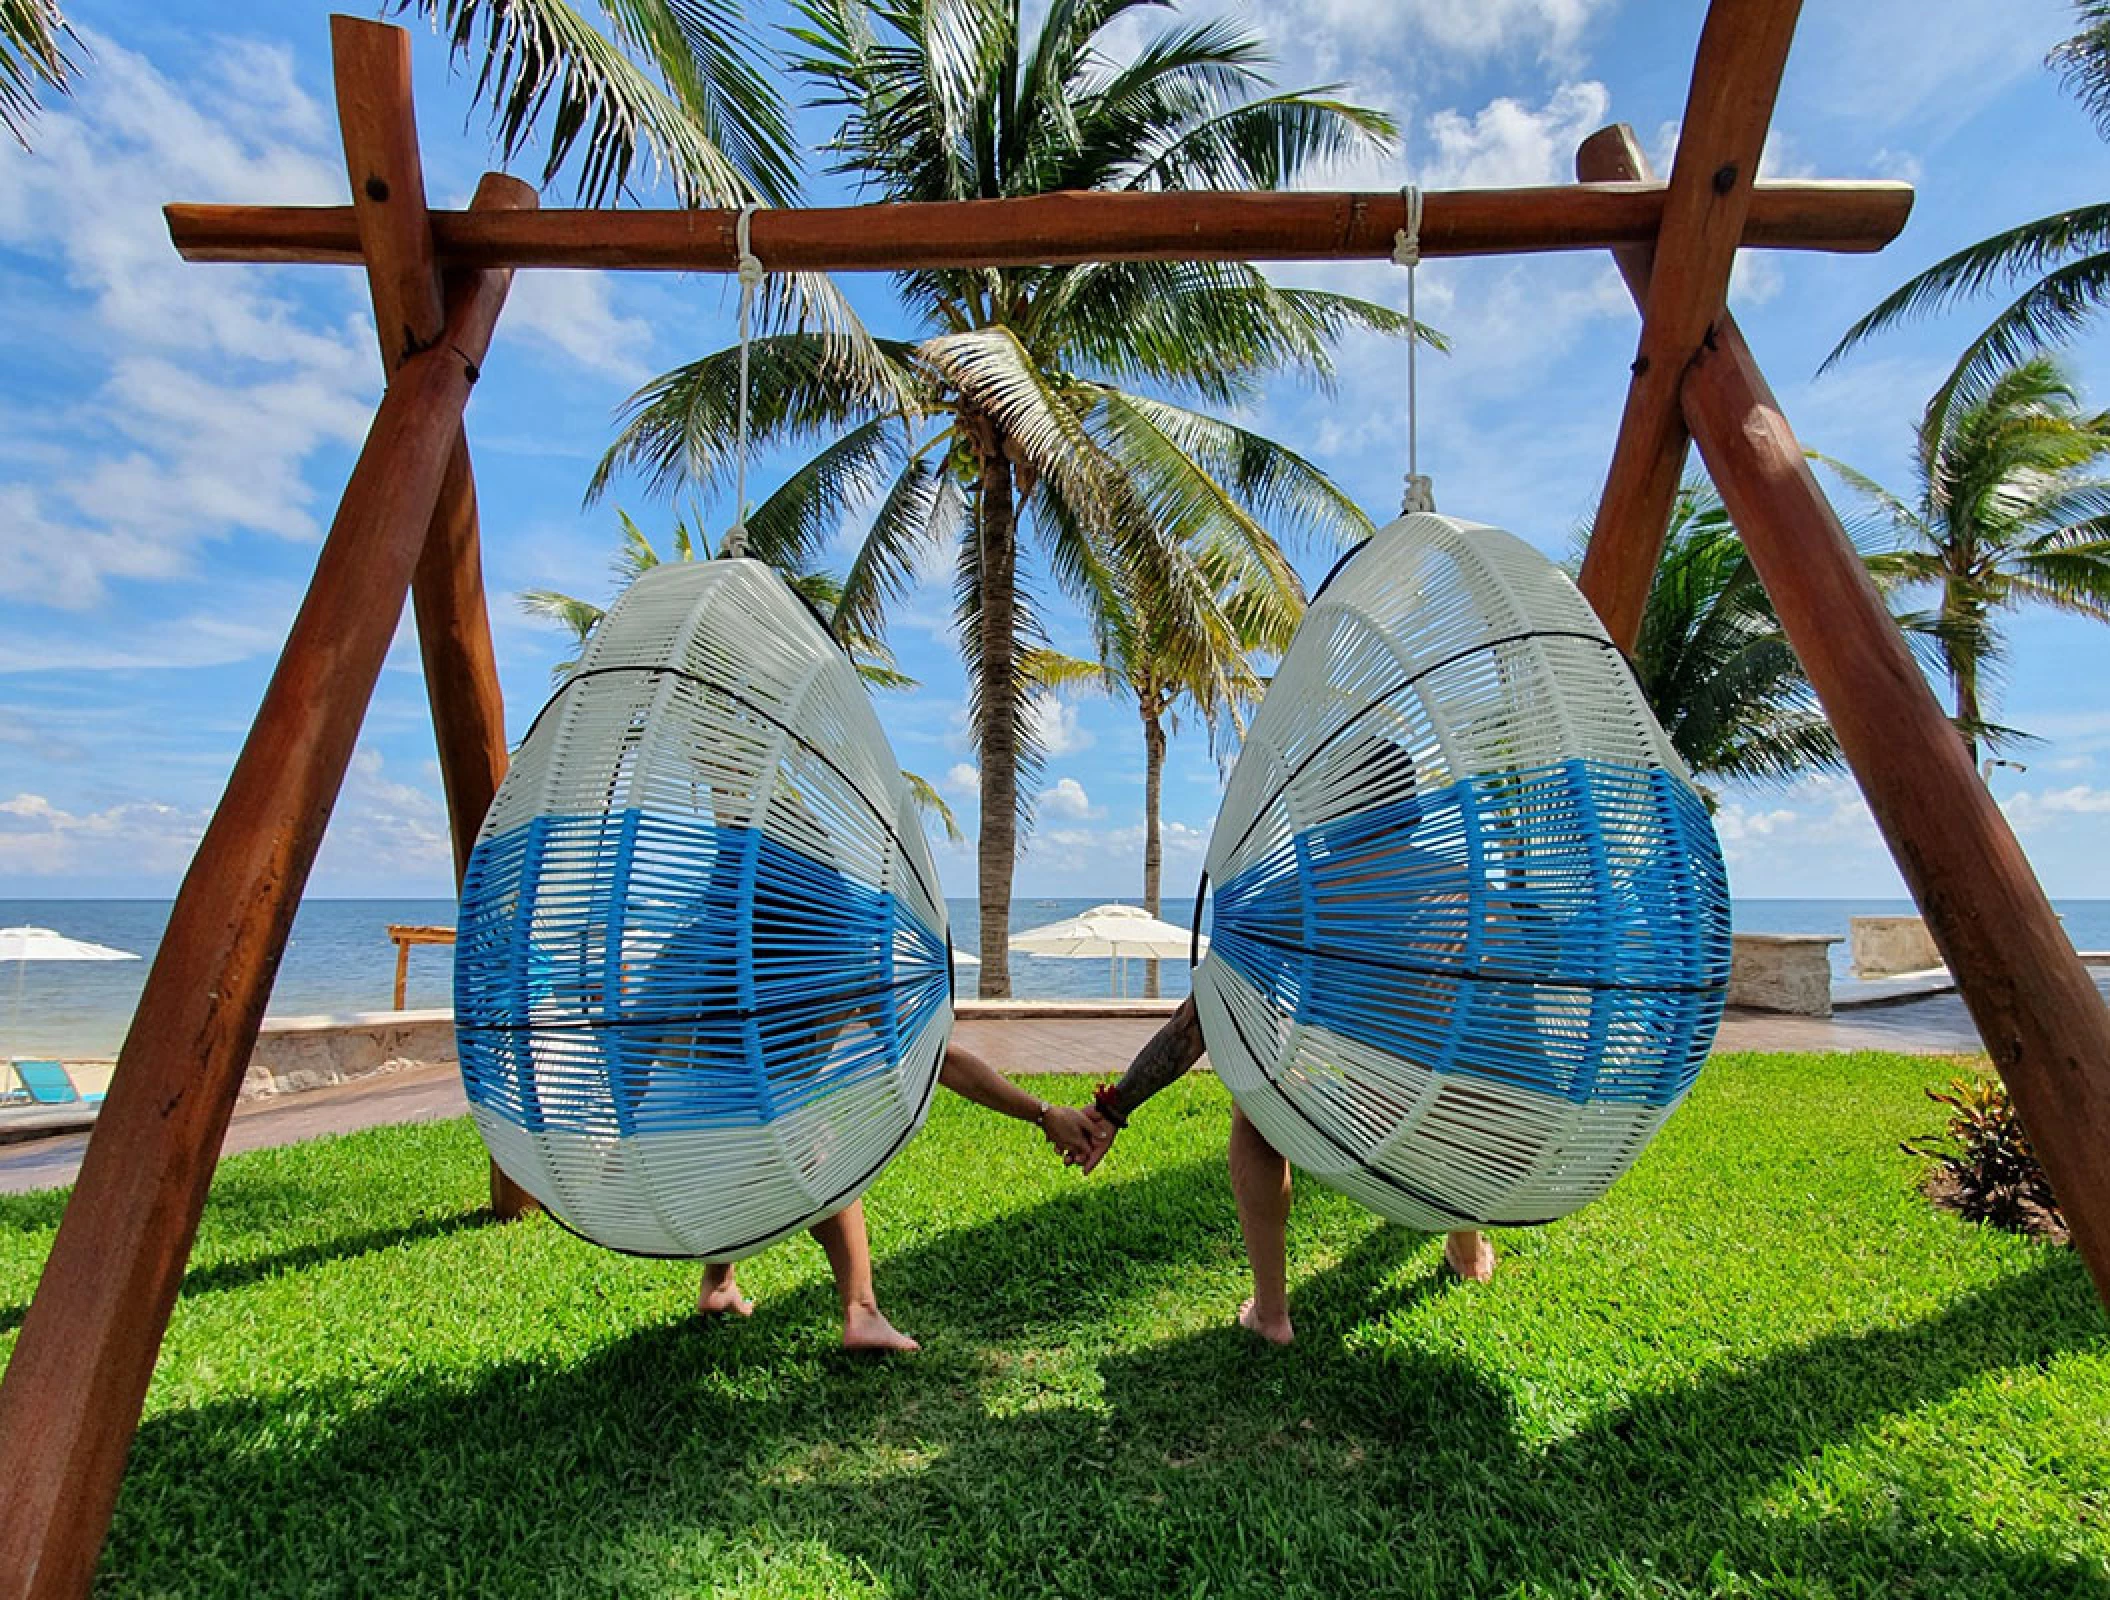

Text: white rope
xmin=1393 ymin=185 xmax=1434 ymax=515
xmin=726 ymin=203 xmax=765 ymax=560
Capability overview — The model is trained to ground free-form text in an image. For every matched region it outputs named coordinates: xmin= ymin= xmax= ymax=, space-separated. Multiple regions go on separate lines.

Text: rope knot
xmin=724 ymin=202 xmax=763 ymax=564
xmin=1391 ymin=184 xmax=1423 ymax=268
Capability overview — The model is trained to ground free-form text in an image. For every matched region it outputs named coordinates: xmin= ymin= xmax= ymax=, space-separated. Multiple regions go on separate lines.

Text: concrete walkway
xmin=7 ymin=978 xmax=2106 ymax=1197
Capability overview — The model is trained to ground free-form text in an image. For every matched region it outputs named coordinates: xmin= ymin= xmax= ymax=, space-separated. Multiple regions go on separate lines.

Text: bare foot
xmin=841 ymin=1301 xmax=920 ymax=1353
xmin=696 ymin=1275 xmax=755 ymax=1319
xmin=1237 ymin=1297 xmax=1294 ymax=1346
xmin=1443 ymin=1232 xmax=1496 ymax=1284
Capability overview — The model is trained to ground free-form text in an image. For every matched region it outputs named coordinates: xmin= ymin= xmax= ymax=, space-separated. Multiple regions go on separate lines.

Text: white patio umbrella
xmin=1007 ymin=903 xmax=1206 ymax=996
xmin=2 ymin=926 xmax=139 ymax=1061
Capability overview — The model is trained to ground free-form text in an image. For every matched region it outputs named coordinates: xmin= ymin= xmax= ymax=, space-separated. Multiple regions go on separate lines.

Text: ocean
xmin=6 ymin=896 xmax=2109 ymax=1061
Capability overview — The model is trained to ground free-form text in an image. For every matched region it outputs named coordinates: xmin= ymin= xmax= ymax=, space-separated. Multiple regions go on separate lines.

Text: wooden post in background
xmin=0 ymin=230 xmax=524 ymax=1600
xmin=332 ymin=15 xmax=534 ymax=1218
xmin=1579 ymin=122 xmax=2110 ymax=1307
xmin=1581 ymin=0 xmax=1803 ymax=650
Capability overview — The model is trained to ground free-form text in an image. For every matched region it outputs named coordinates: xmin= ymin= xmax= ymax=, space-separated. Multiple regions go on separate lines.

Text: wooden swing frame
xmin=3 ymin=3 xmax=2107 ymax=1593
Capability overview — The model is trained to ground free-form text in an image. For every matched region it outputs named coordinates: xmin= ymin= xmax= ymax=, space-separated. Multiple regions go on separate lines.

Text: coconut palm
xmin=1031 ymin=526 xmax=1303 ymax=993
xmin=2 ymin=0 xmax=75 ymax=146
xmin=593 ymin=0 xmax=1423 ymax=994
xmin=1824 ymin=3 xmax=2110 ymax=403
xmin=1617 ymin=481 xmax=1841 ymax=805
xmin=386 ymin=0 xmax=798 ymax=205
xmin=1817 ymin=357 xmax=2110 ymax=762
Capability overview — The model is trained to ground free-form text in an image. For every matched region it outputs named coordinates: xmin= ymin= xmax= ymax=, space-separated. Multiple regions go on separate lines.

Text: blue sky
xmin=2 ymin=0 xmax=2108 ymax=903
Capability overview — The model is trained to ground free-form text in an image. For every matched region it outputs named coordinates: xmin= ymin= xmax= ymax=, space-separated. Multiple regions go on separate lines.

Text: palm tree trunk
xmin=1954 ymin=659 xmax=1983 ymax=767
xmin=1142 ymin=707 xmax=1166 ymax=1000
xmin=974 ymin=435 xmax=1020 ymax=999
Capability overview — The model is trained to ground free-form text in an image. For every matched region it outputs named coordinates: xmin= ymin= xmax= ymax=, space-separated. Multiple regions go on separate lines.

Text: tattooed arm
xmin=1077 ymin=996 xmax=1205 ymax=1172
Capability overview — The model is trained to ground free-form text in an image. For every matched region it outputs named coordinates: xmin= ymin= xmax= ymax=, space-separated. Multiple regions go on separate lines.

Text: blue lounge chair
xmin=10 ymin=1060 xmax=103 ymax=1106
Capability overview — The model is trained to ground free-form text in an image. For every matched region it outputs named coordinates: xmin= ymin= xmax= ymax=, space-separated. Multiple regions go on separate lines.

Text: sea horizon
xmin=7 ymin=895 xmax=2109 ymax=1061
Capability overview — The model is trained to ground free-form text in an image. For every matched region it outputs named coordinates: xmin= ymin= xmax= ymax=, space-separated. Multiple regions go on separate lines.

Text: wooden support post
xmin=332 ymin=16 xmax=536 ymax=1218
xmin=0 ymin=208 xmax=523 ymax=1600
xmin=1581 ymin=0 xmax=1803 ymax=650
xmin=1580 ymin=124 xmax=2110 ymax=1307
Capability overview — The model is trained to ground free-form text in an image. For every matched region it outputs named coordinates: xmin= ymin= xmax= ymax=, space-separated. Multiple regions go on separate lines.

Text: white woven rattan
xmin=1194 ymin=512 xmax=1731 ymax=1231
xmin=456 ymin=559 xmax=954 ymax=1259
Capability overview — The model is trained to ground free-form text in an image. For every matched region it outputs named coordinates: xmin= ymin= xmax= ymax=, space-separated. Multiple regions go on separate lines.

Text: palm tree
xmin=593 ymin=0 xmax=1423 ymax=994
xmin=1616 ymin=481 xmax=1841 ymax=806
xmin=386 ymin=0 xmax=798 ymax=205
xmin=520 ymin=510 xmax=959 ymax=838
xmin=1031 ymin=526 xmax=1302 ymax=994
xmin=2 ymin=0 xmax=76 ymax=146
xmin=1825 ymin=3 xmax=2110 ymax=403
xmin=1818 ymin=357 xmax=2110 ymax=762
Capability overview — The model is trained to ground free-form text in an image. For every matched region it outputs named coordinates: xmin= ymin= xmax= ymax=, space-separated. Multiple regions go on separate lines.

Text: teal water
xmin=6 ymin=897 xmax=2108 ymax=1060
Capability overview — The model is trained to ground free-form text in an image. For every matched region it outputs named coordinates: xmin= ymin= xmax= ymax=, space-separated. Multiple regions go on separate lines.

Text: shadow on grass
xmin=104 ymin=1162 xmax=2106 ymax=1600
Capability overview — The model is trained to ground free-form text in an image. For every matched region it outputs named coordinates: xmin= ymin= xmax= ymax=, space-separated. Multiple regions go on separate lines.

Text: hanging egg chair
xmin=1193 ymin=511 xmax=1731 ymax=1232
xmin=455 ymin=559 xmax=954 ymax=1259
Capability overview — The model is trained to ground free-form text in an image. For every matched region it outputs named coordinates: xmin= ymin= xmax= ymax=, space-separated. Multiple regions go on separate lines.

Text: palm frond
xmin=591 ymin=333 xmax=923 ymax=502
xmin=920 ymin=325 xmax=1113 ymax=514
xmin=2052 ymin=0 xmax=2110 ymax=139
xmin=0 ymin=0 xmax=76 ymax=147
xmin=1823 ymin=203 xmax=2110 ymax=374
xmin=901 ymin=768 xmax=964 ymax=843
xmin=389 ymin=0 xmax=796 ymax=204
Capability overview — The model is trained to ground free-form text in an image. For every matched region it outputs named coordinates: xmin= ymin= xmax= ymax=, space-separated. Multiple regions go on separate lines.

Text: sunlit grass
xmin=2 ymin=1053 xmax=2103 ymax=1598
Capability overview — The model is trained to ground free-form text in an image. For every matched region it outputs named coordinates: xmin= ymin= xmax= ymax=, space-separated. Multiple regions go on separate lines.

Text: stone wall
xmin=1728 ymin=933 xmax=1838 ymax=1017
xmin=1850 ymin=916 xmax=1943 ymax=978
xmin=242 ymin=1009 xmax=457 ymax=1098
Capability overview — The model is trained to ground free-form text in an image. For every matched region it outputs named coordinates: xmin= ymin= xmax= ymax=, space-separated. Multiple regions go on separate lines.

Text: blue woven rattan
xmin=457 ymin=559 xmax=953 ymax=1259
xmin=1193 ymin=513 xmax=1731 ymax=1231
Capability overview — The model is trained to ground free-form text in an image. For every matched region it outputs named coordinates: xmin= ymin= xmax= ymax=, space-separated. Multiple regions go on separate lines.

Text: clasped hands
xmin=1035 ymin=1101 xmax=1120 ymax=1174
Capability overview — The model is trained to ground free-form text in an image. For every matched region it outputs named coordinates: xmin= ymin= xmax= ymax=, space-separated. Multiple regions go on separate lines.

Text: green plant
xmin=1826 ymin=3 xmax=2110 ymax=409
xmin=1904 ymin=1075 xmax=2067 ymax=1239
xmin=593 ymin=0 xmax=1422 ymax=995
xmin=1 ymin=0 xmax=76 ymax=146
xmin=1818 ymin=356 xmax=2110 ymax=762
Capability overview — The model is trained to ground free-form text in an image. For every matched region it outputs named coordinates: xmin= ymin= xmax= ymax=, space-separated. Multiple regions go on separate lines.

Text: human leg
xmin=810 ymin=1199 xmax=919 ymax=1352
xmin=1228 ymin=1104 xmax=1294 ymax=1345
xmin=1443 ymin=1228 xmax=1495 ymax=1283
xmin=696 ymin=1261 xmax=754 ymax=1318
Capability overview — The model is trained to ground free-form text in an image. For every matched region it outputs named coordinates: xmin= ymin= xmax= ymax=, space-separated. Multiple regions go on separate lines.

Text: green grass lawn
xmin=2 ymin=1052 xmax=2105 ymax=1599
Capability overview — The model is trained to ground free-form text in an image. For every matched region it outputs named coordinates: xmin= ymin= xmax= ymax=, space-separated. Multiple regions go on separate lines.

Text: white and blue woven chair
xmin=456 ymin=559 xmax=954 ymax=1259
xmin=1194 ymin=512 xmax=1731 ymax=1232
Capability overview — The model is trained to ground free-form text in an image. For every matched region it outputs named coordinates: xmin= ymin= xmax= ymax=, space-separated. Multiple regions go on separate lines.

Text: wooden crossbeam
xmin=1581 ymin=0 xmax=1804 ymax=650
xmin=163 ymin=179 xmax=1911 ymax=272
xmin=331 ymin=15 xmax=536 ymax=1221
xmin=1580 ymin=123 xmax=2110 ymax=1309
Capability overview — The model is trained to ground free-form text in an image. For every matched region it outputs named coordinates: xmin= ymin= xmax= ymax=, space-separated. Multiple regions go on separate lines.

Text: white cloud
xmin=0 ymin=31 xmax=376 ymax=607
xmin=0 ymin=791 xmax=210 ymax=878
xmin=1040 ymin=776 xmax=1102 ymax=820
xmin=2004 ymin=784 xmax=2110 ymax=833
xmin=1021 ymin=817 xmax=1208 ymax=892
xmin=942 ymin=762 xmax=980 ymax=798
xmin=1275 ymin=0 xmax=1611 ymax=72
xmin=1025 ymin=693 xmax=1094 ymax=756
xmin=1419 ymin=82 xmax=1612 ymax=189
xmin=308 ymin=747 xmax=456 ymax=888
xmin=503 ymin=270 xmax=658 ymax=383
xmin=0 ymin=595 xmax=293 ymax=673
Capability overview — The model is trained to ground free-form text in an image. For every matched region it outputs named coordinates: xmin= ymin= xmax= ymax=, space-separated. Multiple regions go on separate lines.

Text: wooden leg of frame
xmin=1580 ymin=123 xmax=2110 ymax=1307
xmin=0 ymin=258 xmax=521 ymax=1600
xmin=411 ymin=435 xmax=539 ymax=1219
